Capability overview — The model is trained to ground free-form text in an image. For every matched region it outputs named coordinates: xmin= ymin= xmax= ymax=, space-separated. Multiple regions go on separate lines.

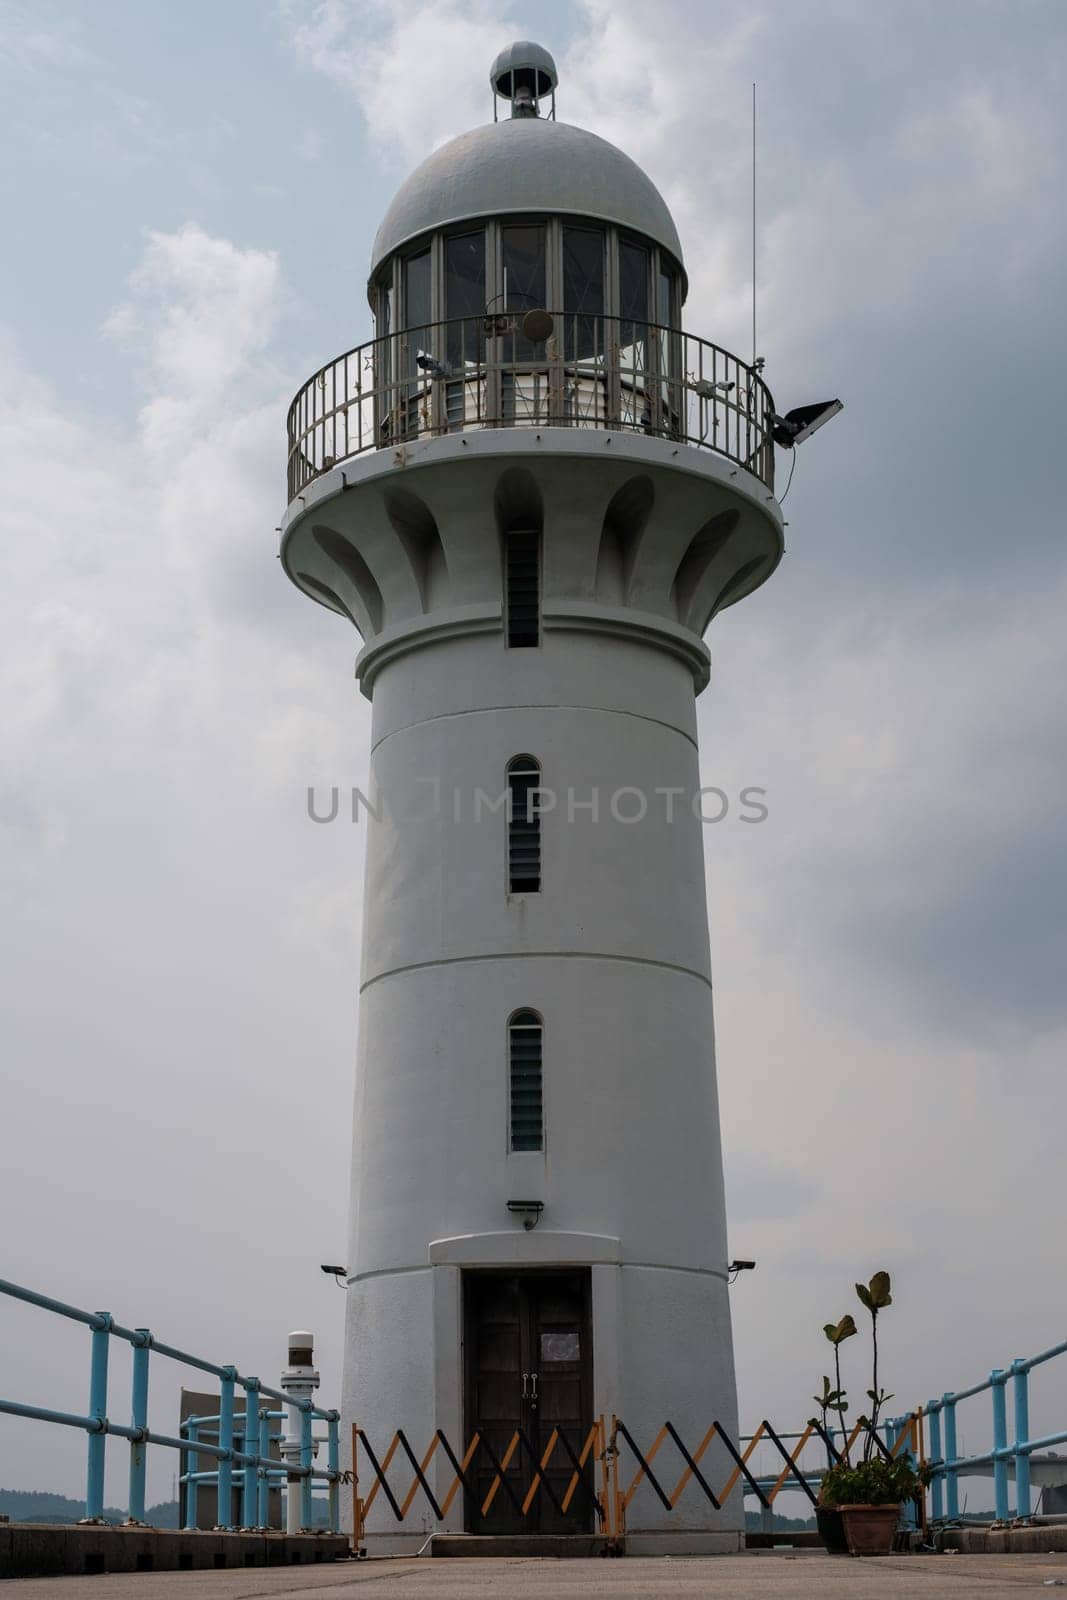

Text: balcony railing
xmin=286 ymin=313 xmax=776 ymax=502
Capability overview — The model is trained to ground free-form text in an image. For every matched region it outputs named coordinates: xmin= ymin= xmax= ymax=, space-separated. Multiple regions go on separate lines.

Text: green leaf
xmin=855 ymin=1282 xmax=873 ymax=1311
xmin=825 ymin=1314 xmax=858 ymax=1345
xmin=820 ymin=1455 xmax=922 ymax=1507
xmin=869 ymin=1271 xmax=892 ymax=1309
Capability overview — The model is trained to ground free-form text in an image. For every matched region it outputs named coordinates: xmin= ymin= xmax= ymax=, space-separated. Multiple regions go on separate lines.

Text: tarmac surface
xmin=10 ymin=1552 xmax=1067 ymax=1599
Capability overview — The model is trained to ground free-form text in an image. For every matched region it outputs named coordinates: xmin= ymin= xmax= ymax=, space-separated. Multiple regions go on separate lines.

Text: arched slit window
xmin=505 ymin=528 xmax=539 ymax=646
xmin=507 ymin=755 xmax=541 ymax=893
xmin=509 ymin=1009 xmax=543 ymax=1152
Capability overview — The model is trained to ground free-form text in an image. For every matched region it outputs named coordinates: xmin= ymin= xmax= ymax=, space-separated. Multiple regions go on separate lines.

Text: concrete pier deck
xmin=8 ymin=1552 xmax=1067 ymax=1598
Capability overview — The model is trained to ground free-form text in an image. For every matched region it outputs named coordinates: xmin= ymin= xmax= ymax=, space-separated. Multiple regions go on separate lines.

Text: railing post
xmin=84 ymin=1313 xmax=112 ymax=1522
xmin=1011 ymin=1359 xmax=1032 ymax=1521
xmin=300 ymin=1405 xmax=314 ymax=1531
xmin=327 ymin=1412 xmax=340 ymax=1534
xmin=942 ymin=1393 xmax=959 ymax=1521
xmin=991 ymin=1369 xmax=1010 ymax=1522
xmin=127 ymin=1329 xmax=151 ymax=1523
xmin=257 ymin=1406 xmax=271 ymax=1528
xmin=896 ymin=1416 xmax=919 ymax=1530
xmin=184 ymin=1419 xmax=200 ymax=1528
xmin=927 ymin=1400 xmax=943 ymax=1522
xmin=242 ymin=1378 xmax=259 ymax=1528
xmin=216 ymin=1367 xmax=236 ymax=1530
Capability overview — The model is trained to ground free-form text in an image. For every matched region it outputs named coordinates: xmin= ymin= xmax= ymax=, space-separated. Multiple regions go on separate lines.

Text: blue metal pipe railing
xmin=925 ymin=1334 xmax=1067 ymax=1524
xmin=0 ymin=1277 xmax=341 ymax=1533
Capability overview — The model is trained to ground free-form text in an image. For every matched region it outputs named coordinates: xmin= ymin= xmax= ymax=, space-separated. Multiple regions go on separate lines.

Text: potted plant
xmin=812 ymin=1318 xmax=855 ymax=1556
xmin=821 ymin=1454 xmax=923 ymax=1556
xmin=814 ymin=1271 xmax=925 ymax=1556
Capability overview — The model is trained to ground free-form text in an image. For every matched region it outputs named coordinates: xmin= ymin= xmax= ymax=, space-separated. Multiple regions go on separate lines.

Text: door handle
xmin=521 ymin=1372 xmax=529 ymax=1398
xmin=530 ymin=1373 xmax=538 ymax=1402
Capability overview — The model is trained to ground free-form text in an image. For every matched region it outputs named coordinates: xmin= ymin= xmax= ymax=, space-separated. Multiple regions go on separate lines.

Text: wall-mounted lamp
xmin=506 ymin=1200 xmax=545 ymax=1231
xmin=320 ymin=1264 xmax=347 ymax=1286
xmin=727 ymin=1259 xmax=756 ymax=1284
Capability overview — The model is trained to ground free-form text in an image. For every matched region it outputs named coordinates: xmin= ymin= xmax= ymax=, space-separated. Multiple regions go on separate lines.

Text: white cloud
xmin=281 ymin=0 xmax=520 ymax=161
xmin=0 ymin=224 xmax=365 ymax=1503
xmin=4 ymin=0 xmax=1067 ymax=1506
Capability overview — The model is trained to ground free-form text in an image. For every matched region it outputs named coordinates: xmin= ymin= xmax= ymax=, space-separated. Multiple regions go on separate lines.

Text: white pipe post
xmin=280 ymin=1330 xmax=319 ymax=1535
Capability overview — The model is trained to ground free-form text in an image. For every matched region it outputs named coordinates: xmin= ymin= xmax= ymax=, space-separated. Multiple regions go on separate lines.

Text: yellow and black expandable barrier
xmin=350 ymin=1418 xmax=608 ymax=1546
xmin=348 ymin=1411 xmax=924 ymax=1549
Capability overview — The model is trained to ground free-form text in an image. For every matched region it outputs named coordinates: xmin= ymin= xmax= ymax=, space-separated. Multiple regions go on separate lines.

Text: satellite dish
xmin=521 ymin=308 xmax=554 ymax=344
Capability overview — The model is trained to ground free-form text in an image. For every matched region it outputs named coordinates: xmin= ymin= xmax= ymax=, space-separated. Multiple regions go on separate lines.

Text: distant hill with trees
xmin=0 ymin=1489 xmax=179 ymax=1526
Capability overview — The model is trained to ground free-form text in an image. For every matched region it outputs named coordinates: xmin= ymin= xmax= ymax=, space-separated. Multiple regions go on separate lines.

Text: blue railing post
xmin=991 ymin=1369 xmax=1010 ymax=1522
xmin=1011 ymin=1358 xmax=1032 ymax=1521
xmin=242 ymin=1379 xmax=259 ymax=1528
xmin=184 ymin=1419 xmax=200 ymax=1529
xmin=216 ymin=1367 xmax=236 ymax=1530
xmin=127 ymin=1329 xmax=151 ymax=1523
xmin=942 ymin=1393 xmax=959 ymax=1521
xmin=902 ymin=1420 xmax=927 ymax=1529
xmin=300 ymin=1405 xmax=313 ymax=1530
xmin=85 ymin=1313 xmax=112 ymax=1521
xmin=257 ymin=1405 xmax=271 ymax=1528
xmin=327 ymin=1412 xmax=340 ymax=1533
xmin=927 ymin=1401 xmax=944 ymax=1522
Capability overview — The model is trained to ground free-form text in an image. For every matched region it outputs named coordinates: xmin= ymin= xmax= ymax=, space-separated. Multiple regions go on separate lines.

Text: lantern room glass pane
xmin=502 ymin=224 xmax=546 ymax=313
xmin=657 ymin=266 xmax=674 ymax=331
xmin=657 ymin=264 xmax=680 ymax=432
xmin=562 ymin=226 xmax=604 ymax=363
xmin=619 ymin=240 xmax=650 ymax=426
xmin=502 ymin=224 xmax=547 ymax=371
xmin=404 ymin=249 xmax=431 ymax=379
xmin=444 ymin=231 xmax=485 ymax=368
xmin=376 ymin=274 xmax=394 ymax=411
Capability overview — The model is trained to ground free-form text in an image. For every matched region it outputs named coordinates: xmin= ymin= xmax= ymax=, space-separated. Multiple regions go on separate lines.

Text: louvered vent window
xmin=509 ymin=1010 xmax=543 ymax=1152
xmin=507 ymin=756 xmax=541 ymax=893
xmin=506 ymin=528 xmax=540 ymax=647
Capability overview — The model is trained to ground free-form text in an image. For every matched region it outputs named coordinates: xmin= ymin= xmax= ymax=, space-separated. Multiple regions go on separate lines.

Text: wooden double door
xmin=463 ymin=1270 xmax=595 ymax=1534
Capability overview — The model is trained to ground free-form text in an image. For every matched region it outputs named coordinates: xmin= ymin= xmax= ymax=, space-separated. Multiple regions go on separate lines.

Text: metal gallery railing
xmin=286 ymin=312 xmax=776 ymax=502
xmin=0 ymin=1278 xmax=340 ymax=1532
xmin=925 ymin=1336 xmax=1067 ymax=1524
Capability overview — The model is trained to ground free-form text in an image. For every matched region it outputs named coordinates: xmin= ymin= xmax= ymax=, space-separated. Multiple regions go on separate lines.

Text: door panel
xmin=464 ymin=1270 xmax=593 ymax=1535
xmin=530 ymin=1280 xmax=591 ymax=1534
xmin=466 ymin=1275 xmax=525 ymax=1532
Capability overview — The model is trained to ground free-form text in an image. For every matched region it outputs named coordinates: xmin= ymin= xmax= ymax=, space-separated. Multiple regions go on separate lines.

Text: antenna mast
xmin=752 ymin=81 xmax=757 ymax=368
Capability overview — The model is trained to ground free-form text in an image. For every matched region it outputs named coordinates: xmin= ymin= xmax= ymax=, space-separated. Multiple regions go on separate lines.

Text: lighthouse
xmin=281 ymin=43 xmax=786 ymax=1553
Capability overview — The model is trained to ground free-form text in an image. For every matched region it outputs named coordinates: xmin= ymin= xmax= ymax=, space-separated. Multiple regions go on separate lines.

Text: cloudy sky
xmin=2 ymin=0 xmax=1065 ymax=1513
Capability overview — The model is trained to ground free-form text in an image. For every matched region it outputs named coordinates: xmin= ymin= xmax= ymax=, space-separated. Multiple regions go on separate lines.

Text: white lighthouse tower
xmin=282 ymin=44 xmax=786 ymax=1553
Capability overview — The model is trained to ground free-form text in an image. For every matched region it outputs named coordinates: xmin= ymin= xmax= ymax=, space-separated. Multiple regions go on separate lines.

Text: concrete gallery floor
xmin=11 ymin=1552 xmax=1067 ymax=1598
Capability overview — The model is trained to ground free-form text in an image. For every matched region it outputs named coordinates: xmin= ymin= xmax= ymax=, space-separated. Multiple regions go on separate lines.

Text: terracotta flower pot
xmin=838 ymin=1503 xmax=900 ymax=1556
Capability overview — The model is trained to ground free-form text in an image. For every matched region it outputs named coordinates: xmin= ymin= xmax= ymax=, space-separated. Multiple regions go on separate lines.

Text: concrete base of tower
xmin=352 ymin=1530 xmax=746 ymax=1557
xmin=624 ymin=1531 xmax=746 ymax=1555
xmin=342 ymin=1247 xmax=744 ymax=1545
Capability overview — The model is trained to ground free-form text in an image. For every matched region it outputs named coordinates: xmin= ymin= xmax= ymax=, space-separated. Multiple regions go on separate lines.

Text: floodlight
xmin=415 ymin=353 xmax=451 ymax=378
xmin=506 ymin=1199 xmax=545 ymax=1231
xmin=691 ymin=378 xmax=735 ymax=399
xmin=770 ymin=400 xmax=843 ymax=448
xmin=320 ymin=1264 xmax=347 ymax=1285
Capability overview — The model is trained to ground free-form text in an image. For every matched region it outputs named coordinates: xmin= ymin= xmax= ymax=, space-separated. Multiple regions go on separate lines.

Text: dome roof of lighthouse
xmin=369 ymin=115 xmax=685 ymax=287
